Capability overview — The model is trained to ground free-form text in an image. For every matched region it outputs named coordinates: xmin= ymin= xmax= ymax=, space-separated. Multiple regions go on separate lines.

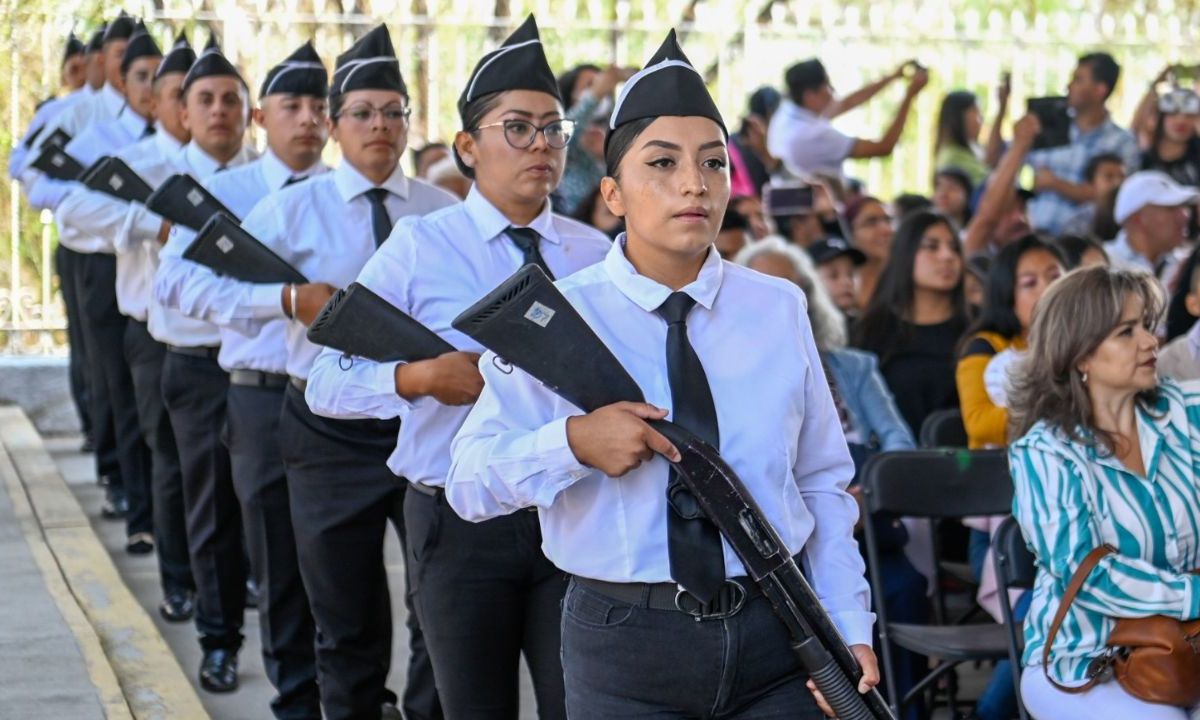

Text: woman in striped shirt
xmin=1008 ymin=266 xmax=1200 ymax=718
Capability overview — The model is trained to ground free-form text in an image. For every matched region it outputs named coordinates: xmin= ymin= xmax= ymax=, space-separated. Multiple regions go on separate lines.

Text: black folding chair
xmin=993 ymin=516 xmax=1038 ymax=720
xmin=919 ymin=408 xmax=968 ymax=449
xmin=861 ymin=449 xmax=1014 ymax=717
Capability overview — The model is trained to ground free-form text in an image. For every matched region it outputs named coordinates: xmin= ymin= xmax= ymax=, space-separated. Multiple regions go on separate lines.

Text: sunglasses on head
xmin=1159 ymin=89 xmax=1200 ymax=115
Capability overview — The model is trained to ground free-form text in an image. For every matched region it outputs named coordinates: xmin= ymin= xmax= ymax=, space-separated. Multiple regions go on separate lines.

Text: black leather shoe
xmin=125 ymin=532 xmax=154 ymax=555
xmin=381 ymin=702 xmax=403 ymax=720
xmin=199 ymin=649 xmax=239 ymax=693
xmin=100 ymin=489 xmax=128 ymax=520
xmin=159 ymin=592 xmax=194 ymax=623
xmin=245 ymin=578 xmax=260 ymax=610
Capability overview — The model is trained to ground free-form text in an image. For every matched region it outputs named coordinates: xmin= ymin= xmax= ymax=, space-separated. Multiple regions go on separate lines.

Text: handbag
xmin=1043 ymin=544 xmax=1200 ymax=706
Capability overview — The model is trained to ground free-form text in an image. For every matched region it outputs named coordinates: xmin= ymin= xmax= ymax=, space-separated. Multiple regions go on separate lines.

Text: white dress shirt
xmin=130 ymin=141 xmax=257 ymax=347
xmin=447 ymin=238 xmax=874 ymax=646
xmin=305 ymin=185 xmax=611 ymax=487
xmin=238 ymin=160 xmax=458 ymax=380
xmin=9 ymin=86 xmax=92 ymax=181
xmin=52 ymin=105 xmax=153 ymax=254
xmin=54 ymin=126 xmax=184 ymax=321
xmin=157 ymin=149 xmax=328 ymax=373
xmin=766 ymin=99 xmax=856 ymax=180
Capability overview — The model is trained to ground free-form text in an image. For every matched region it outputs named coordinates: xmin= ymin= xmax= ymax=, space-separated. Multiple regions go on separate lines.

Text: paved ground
xmin=46 ymin=433 xmax=540 ymax=720
xmin=0 ymin=444 xmax=106 ymax=720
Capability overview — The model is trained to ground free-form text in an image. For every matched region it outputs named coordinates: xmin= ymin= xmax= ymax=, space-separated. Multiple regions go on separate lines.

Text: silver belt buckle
xmin=674 ymin=579 xmax=747 ymax=621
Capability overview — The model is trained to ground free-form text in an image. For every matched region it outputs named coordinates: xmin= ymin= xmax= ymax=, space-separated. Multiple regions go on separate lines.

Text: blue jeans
xmin=561 ymin=578 xmax=827 ymax=719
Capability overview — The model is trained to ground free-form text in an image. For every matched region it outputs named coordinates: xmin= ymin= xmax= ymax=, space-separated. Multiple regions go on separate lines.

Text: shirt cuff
xmin=134 ymin=207 xmax=163 ymax=239
xmin=532 ymin=416 xmax=591 ymax=482
xmin=829 ymin=609 xmax=877 ymax=648
xmin=247 ymin=282 xmax=288 ymax=319
xmin=371 ymin=361 xmax=410 ymax=409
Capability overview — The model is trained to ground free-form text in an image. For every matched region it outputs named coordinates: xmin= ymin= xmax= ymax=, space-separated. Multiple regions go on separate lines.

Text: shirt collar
xmin=100 ymin=83 xmax=125 ymax=115
xmin=333 ymin=160 xmax=410 ymax=203
xmin=153 ymin=125 xmax=184 ymax=154
xmin=260 ymin=148 xmax=326 ymax=192
xmin=116 ymin=104 xmax=149 ymax=138
xmin=602 ymin=233 xmax=723 ymax=313
xmin=463 ymin=184 xmax=561 ymax=245
xmin=1108 ymin=231 xmax=1155 ymax=272
xmin=183 ymin=142 xmax=252 ymax=177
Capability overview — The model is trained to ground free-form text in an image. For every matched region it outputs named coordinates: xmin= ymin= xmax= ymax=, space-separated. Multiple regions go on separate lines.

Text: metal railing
xmin=4 ymin=0 xmax=1200 ymax=353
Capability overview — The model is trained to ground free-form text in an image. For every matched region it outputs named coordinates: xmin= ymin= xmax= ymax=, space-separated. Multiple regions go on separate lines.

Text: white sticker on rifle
xmin=523 ymin=301 xmax=555 ymax=328
xmin=109 ymin=175 xmax=124 ymax=191
xmin=187 ymin=189 xmax=203 ymax=206
xmin=51 ymin=154 xmax=65 ymax=167
xmin=216 ymin=236 xmax=234 ymax=253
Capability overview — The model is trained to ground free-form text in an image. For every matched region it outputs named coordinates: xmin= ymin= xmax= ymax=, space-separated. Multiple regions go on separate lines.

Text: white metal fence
xmin=4 ymin=0 xmax=1200 ymax=353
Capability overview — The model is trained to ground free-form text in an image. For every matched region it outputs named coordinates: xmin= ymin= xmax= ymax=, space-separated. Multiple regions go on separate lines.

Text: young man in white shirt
xmin=131 ymin=38 xmax=258 ymax=694
xmin=154 ymin=41 xmax=331 ymax=720
xmin=236 ymin=25 xmax=456 ymax=720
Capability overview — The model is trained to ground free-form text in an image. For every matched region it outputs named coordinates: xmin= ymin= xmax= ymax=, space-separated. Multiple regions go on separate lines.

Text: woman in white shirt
xmin=448 ymin=30 xmax=878 ymax=719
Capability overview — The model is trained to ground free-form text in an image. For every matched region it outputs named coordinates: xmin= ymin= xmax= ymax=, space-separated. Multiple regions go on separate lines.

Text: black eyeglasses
xmin=473 ymin=119 xmax=575 ymax=149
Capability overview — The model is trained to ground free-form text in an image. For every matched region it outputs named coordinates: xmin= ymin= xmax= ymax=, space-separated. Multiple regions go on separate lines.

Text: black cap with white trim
xmin=330 ymin=25 xmax=405 ymax=101
xmin=457 ymin=14 xmax=559 ymax=122
xmin=260 ymin=40 xmax=327 ymax=99
xmin=156 ymin=31 xmax=196 ymax=79
xmin=181 ymin=34 xmax=246 ymax=94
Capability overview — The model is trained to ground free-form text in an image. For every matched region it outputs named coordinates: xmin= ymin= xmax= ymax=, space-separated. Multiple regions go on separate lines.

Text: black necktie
xmin=506 ymin=226 xmax=554 ymax=279
xmin=141 ymin=123 xmax=156 ymax=138
xmin=365 ymin=188 xmax=392 ymax=247
xmin=283 ymin=175 xmax=307 ymax=187
xmin=655 ymin=291 xmax=725 ymax=603
xmin=214 ymin=164 xmax=228 ymax=173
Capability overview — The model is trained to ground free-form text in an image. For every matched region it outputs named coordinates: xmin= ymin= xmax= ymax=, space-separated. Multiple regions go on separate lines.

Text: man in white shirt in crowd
xmin=53 ymin=30 xmax=198 ymax=629
xmin=154 ymin=41 xmax=331 ymax=720
xmin=767 ymin=57 xmax=927 ymax=183
xmin=49 ymin=21 xmax=163 ymax=551
xmin=236 ymin=24 xmax=457 ymax=720
xmin=9 ymin=32 xmax=89 ymax=179
xmin=130 ymin=37 xmax=258 ymax=694
xmin=1107 ymin=170 xmax=1198 ymax=287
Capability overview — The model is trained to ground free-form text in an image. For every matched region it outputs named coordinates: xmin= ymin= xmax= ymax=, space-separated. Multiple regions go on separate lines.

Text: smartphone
xmin=764 ymin=183 xmax=814 ymax=216
xmin=1027 ymin=96 xmax=1072 ymax=150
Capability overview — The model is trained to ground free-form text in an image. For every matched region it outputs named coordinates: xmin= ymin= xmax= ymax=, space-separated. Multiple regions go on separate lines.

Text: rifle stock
xmin=81 ymin=156 xmax=153 ymax=204
xmin=145 ymin=173 xmax=237 ymax=230
xmin=184 ymin=215 xmax=308 ymax=285
xmin=452 ymin=265 xmax=893 ymax=720
xmin=31 ymin=145 xmax=85 ymax=181
xmin=307 ymin=282 xmax=455 ymax=363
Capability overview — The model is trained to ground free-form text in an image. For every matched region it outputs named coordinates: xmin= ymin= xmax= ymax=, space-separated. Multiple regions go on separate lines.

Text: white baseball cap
xmin=1114 ymin=170 xmax=1199 ymax=225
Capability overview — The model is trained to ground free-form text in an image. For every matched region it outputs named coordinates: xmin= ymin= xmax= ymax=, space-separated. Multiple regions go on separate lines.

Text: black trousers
xmin=161 ymin=350 xmax=245 ymax=651
xmin=404 ymin=488 xmax=567 ymax=720
xmin=123 ymin=320 xmax=193 ymax=595
xmin=279 ymin=383 xmax=440 ymax=720
xmin=56 ymin=243 xmax=91 ymax=436
xmin=226 ymin=382 xmax=320 ymax=720
xmin=560 ymin=578 xmax=824 ymax=719
xmin=76 ymin=252 xmax=150 ymax=535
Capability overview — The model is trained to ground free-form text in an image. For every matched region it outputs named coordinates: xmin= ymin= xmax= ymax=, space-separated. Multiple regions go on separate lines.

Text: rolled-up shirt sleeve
xmin=792 ymin=302 xmax=875 ymax=647
xmin=447 ymin=352 xmax=592 ymax=522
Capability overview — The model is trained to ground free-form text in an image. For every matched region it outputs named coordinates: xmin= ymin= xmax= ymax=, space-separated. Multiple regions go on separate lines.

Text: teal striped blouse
xmin=1010 ymin=378 xmax=1200 ymax=684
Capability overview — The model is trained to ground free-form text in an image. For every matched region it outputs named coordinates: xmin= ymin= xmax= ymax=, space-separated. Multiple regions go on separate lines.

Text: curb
xmin=0 ymin=406 xmax=209 ymax=719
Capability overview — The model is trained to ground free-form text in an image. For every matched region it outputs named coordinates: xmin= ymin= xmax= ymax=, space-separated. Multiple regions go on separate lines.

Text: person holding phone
xmin=1025 ymin=53 xmax=1140 ymax=234
xmin=767 ymin=58 xmax=928 ymax=181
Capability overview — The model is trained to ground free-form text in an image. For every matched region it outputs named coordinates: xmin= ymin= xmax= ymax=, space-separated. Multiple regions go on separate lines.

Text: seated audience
xmin=1009 ymin=267 xmax=1200 ymax=718
xmin=412 ymin=141 xmax=449 ymax=178
xmin=426 ymin=155 xmax=471 ymax=199
xmin=853 ymin=210 xmax=967 ymax=436
xmin=934 ymin=90 xmax=989 ymax=185
xmin=892 ymin=192 xmax=932 ymax=220
xmin=964 ymin=114 xmax=1040 ymax=255
xmin=569 ymin=185 xmax=622 ymax=238
xmin=810 ymin=237 xmax=866 ymax=317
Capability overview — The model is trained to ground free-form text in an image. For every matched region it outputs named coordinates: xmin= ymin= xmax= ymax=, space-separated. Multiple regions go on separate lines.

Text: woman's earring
xmin=1081 ymin=371 xmax=1088 ymax=384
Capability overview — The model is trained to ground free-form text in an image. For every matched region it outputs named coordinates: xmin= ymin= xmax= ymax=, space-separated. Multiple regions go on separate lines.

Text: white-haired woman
xmin=1009 ymin=266 xmax=1200 ymax=718
xmin=735 ymin=236 xmax=930 ymax=715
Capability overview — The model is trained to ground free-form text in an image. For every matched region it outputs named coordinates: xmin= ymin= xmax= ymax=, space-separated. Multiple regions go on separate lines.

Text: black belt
xmin=167 ymin=344 xmax=220 ymax=359
xmin=290 ymin=377 xmax=307 ymax=392
xmin=229 ymin=369 xmax=289 ymax=389
xmin=574 ymin=575 xmax=758 ymax=621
